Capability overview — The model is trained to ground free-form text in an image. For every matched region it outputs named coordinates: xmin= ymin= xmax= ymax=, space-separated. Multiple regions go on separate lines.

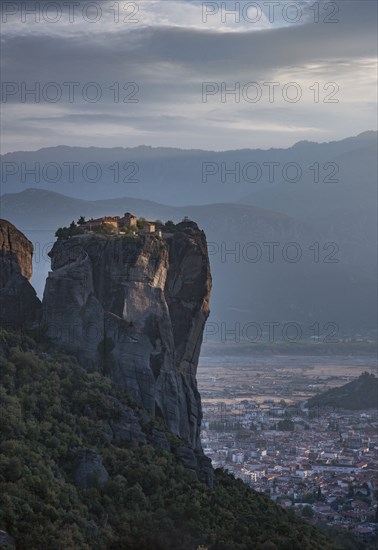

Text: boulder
xmin=73 ymin=449 xmax=109 ymax=489
xmin=0 ymin=530 xmax=16 ymax=549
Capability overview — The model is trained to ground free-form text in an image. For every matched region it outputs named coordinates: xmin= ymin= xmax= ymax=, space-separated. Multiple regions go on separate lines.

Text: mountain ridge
xmin=1 ymin=131 xmax=376 ymax=205
xmin=2 ymin=130 xmax=376 ymax=157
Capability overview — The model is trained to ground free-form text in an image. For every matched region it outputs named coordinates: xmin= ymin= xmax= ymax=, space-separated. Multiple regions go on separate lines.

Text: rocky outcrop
xmin=151 ymin=428 xmax=170 ymax=452
xmin=175 ymin=447 xmax=213 ymax=488
xmin=165 ymin=222 xmax=211 ymax=450
xmin=73 ymin=449 xmax=109 ymax=489
xmin=42 ymin=222 xmax=212 ymax=455
xmin=0 ymin=219 xmax=33 ymax=281
xmin=0 ymin=530 xmax=16 ymax=549
xmin=106 ymin=397 xmax=147 ymax=445
xmin=0 ymin=219 xmax=41 ymax=329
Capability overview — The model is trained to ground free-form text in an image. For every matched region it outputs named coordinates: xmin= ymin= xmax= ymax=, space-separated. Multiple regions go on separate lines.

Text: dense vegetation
xmin=55 ymin=217 xmax=179 ymax=240
xmin=0 ymin=330 xmax=348 ymax=549
xmin=55 ymin=220 xmax=85 ymax=239
xmin=307 ymin=372 xmax=378 ymax=411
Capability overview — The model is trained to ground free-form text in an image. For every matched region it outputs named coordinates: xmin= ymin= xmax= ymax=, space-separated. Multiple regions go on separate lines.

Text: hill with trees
xmin=0 ymin=329 xmax=346 ymax=550
xmin=307 ymin=373 xmax=378 ymax=411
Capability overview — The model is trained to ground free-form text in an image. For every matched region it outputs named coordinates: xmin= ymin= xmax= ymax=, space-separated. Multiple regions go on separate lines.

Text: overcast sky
xmin=1 ymin=0 xmax=377 ymax=152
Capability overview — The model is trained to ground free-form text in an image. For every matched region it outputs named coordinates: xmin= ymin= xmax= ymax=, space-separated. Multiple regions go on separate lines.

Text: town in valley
xmin=199 ymin=348 xmax=378 ymax=545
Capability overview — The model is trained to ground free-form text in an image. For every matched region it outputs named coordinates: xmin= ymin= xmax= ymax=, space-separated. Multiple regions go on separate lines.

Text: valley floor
xmin=199 ymin=350 xmax=378 ymax=548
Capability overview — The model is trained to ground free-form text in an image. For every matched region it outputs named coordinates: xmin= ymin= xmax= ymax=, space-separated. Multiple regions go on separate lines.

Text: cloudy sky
xmin=1 ymin=0 xmax=377 ymax=152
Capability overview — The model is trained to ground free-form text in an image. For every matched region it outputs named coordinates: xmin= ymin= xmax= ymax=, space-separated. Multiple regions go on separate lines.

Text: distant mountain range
xmin=307 ymin=373 xmax=378 ymax=411
xmin=1 ymin=131 xmax=376 ymax=205
xmin=1 ymin=132 xmax=376 ymax=332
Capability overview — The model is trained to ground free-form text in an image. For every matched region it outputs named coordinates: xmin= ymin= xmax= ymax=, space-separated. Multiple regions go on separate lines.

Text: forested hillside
xmin=0 ymin=330 xmax=346 ymax=550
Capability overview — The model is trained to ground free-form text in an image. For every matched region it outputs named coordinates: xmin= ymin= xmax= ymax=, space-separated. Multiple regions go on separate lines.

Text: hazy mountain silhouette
xmin=1 ymin=131 xmax=376 ymax=332
xmin=1 ymin=132 xmax=376 ymax=205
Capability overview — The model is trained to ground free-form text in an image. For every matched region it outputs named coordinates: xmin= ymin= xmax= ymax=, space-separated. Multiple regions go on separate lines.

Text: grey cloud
xmin=2 ymin=1 xmax=376 ymax=83
xmin=1 ymin=0 xmax=376 ymax=151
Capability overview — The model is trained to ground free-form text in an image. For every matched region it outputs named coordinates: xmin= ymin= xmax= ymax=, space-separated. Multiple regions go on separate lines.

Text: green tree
xmin=277 ymin=419 xmax=294 ymax=431
xmin=164 ymin=220 xmax=176 ymax=232
xmin=137 ymin=217 xmax=147 ymax=229
xmin=302 ymin=505 xmax=314 ymax=519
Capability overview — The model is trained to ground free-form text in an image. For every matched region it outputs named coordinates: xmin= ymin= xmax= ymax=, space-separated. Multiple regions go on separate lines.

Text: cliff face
xmin=0 ymin=219 xmax=41 ymax=328
xmin=42 ymin=222 xmax=211 ymax=451
xmin=0 ymin=219 xmax=34 ymax=281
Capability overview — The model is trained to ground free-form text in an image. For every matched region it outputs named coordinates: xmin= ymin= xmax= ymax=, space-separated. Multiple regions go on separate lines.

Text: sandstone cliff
xmin=42 ymin=221 xmax=212 ymax=452
xmin=0 ymin=219 xmax=41 ymax=329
